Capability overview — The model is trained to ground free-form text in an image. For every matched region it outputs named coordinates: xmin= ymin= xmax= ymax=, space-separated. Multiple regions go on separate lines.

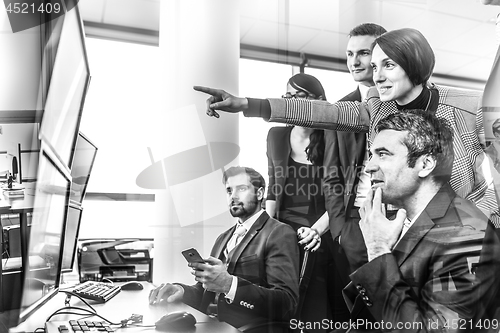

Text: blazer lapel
xmin=393 ymin=211 xmax=435 ymax=267
xmin=393 ymin=185 xmax=456 ymax=266
xmin=215 ymin=227 xmax=236 ymax=260
xmin=226 ymin=212 xmax=268 ymax=273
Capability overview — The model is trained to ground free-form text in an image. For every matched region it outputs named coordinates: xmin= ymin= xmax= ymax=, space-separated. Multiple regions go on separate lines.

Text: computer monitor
xmin=39 ymin=4 xmax=90 ymax=167
xmin=69 ymin=132 xmax=98 ymax=204
xmin=61 ymin=203 xmax=83 ymax=273
xmin=17 ymin=147 xmax=71 ymax=324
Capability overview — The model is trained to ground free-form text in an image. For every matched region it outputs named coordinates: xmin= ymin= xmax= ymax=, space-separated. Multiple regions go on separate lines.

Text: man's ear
xmin=418 ymin=154 xmax=436 ymax=178
xmin=256 ymin=187 xmax=264 ymax=201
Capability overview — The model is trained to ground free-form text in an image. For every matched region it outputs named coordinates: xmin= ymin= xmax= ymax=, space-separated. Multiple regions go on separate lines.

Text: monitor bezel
xmin=69 ymin=132 xmax=98 ymax=204
xmin=60 ymin=202 xmax=83 ymax=273
xmin=17 ymin=146 xmax=71 ymax=326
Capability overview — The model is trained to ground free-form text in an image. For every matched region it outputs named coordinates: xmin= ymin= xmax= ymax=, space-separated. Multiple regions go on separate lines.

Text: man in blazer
xmin=341 ymin=111 xmax=500 ymax=332
xmin=322 ymin=23 xmax=387 ymax=322
xmin=323 ymin=23 xmax=386 ymax=241
xmin=148 ymin=166 xmax=300 ymax=332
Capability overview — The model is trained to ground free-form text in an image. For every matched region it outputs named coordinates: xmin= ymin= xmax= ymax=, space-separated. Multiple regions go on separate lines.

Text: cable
xmin=116 ymin=314 xmax=151 ymax=329
xmin=59 ymin=291 xmax=97 ymax=313
xmin=46 ymin=306 xmax=147 ymax=330
xmin=46 ymin=309 xmax=122 ymax=327
xmin=126 ymin=324 xmax=156 ymax=328
xmin=45 ymin=306 xmax=96 ymax=322
xmin=101 ymin=278 xmax=114 ymax=285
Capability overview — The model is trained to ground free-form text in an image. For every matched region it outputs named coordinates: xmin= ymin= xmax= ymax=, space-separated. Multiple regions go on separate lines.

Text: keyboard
xmin=70 ymin=281 xmax=121 ymax=303
xmin=45 ymin=320 xmax=115 ymax=333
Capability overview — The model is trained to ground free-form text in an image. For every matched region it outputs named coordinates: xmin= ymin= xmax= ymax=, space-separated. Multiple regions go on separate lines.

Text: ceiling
xmin=79 ymin=0 xmax=500 ymax=87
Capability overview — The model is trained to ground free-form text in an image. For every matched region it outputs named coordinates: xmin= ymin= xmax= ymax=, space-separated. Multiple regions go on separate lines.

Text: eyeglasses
xmin=281 ymin=91 xmax=314 ymax=99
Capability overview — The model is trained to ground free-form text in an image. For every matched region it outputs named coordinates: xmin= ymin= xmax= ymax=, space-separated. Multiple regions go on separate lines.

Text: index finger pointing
xmin=193 ymin=85 xmax=218 ymax=96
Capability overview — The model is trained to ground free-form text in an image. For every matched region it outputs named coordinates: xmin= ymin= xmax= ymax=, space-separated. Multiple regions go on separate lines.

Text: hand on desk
xmin=149 ymin=283 xmax=184 ymax=305
xmin=189 ymin=257 xmax=233 ymax=294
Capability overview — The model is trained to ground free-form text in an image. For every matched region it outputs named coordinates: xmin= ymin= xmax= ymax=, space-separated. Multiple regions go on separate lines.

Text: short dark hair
xmin=349 ymin=23 xmax=387 ymax=38
xmin=288 ymin=73 xmax=327 ymax=101
xmin=222 ymin=166 xmax=266 ymax=190
xmin=375 ymin=110 xmax=454 ymax=185
xmin=374 ymin=28 xmax=435 ymax=87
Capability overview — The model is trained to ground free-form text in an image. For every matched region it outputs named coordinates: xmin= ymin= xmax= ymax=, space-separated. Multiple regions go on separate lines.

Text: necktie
xmin=208 ymin=224 xmax=246 ymax=317
xmin=394 ymin=218 xmax=412 ymax=248
xmin=224 ymin=224 xmax=246 ymax=260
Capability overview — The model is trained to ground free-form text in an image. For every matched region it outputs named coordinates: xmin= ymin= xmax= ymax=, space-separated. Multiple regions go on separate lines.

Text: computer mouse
xmin=120 ymin=281 xmax=144 ymax=290
xmin=155 ymin=311 xmax=196 ymax=331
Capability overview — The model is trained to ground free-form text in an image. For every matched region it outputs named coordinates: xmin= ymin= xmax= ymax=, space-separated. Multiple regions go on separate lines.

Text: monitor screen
xmin=61 ymin=203 xmax=83 ymax=273
xmin=39 ymin=11 xmax=64 ymax=109
xmin=70 ymin=132 xmax=98 ymax=204
xmin=39 ymin=5 xmax=90 ymax=167
xmin=18 ymin=148 xmax=71 ymax=324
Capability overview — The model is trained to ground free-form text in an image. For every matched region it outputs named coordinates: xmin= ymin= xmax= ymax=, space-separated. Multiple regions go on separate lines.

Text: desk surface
xmin=9 ymin=282 xmax=241 ymax=333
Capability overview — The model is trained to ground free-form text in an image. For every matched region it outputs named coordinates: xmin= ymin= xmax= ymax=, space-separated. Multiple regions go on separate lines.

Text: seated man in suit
xmin=341 ymin=110 xmax=500 ymax=332
xmin=149 ymin=166 xmax=300 ymax=332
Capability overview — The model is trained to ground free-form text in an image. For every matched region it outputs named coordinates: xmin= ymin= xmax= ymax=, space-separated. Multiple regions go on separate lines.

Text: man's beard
xmin=229 ymin=200 xmax=257 ymax=219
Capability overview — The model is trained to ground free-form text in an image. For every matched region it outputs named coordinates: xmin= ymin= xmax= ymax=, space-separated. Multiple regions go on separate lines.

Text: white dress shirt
xmin=224 ymin=209 xmax=264 ymax=302
xmin=393 ymin=209 xmax=424 ymax=249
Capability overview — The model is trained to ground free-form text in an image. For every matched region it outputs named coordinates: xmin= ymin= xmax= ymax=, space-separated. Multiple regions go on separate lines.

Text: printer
xmin=78 ymin=238 xmax=153 ymax=282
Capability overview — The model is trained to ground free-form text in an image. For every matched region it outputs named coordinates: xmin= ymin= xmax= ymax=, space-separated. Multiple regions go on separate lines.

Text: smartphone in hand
xmin=181 ymin=248 xmax=205 ymax=264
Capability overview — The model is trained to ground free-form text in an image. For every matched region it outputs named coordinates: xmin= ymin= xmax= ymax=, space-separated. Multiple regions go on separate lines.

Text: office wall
xmin=0 ymin=12 xmax=42 ymax=112
xmin=78 ymin=38 xmax=162 ymax=239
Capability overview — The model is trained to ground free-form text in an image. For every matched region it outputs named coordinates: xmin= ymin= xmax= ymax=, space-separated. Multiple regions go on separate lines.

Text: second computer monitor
xmin=70 ymin=132 xmax=98 ymax=204
xmin=18 ymin=147 xmax=71 ymax=324
xmin=61 ymin=203 xmax=83 ymax=273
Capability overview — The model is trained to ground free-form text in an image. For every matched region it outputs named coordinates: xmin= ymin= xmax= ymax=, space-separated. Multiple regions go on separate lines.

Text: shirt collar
xmin=358 ymin=84 xmax=371 ymax=101
xmin=394 ymin=208 xmax=425 ymax=248
xmin=237 ymin=209 xmax=264 ymax=231
xmin=403 ymin=208 xmax=424 ymax=232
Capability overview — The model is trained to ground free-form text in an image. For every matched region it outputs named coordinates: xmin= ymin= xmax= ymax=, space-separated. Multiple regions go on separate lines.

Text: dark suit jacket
xmin=266 ymin=126 xmax=324 ymax=219
xmin=323 ymin=88 xmax=366 ymax=240
xmin=266 ymin=126 xmax=292 ymax=216
xmin=342 ymin=184 xmax=500 ymax=332
xmin=179 ymin=211 xmax=300 ymax=330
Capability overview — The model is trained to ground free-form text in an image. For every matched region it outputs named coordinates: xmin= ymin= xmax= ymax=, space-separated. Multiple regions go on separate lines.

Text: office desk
xmin=0 ymin=183 xmax=36 ymax=214
xmin=10 ymin=282 xmax=241 ymax=333
xmin=0 ymin=185 xmax=36 ymax=259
